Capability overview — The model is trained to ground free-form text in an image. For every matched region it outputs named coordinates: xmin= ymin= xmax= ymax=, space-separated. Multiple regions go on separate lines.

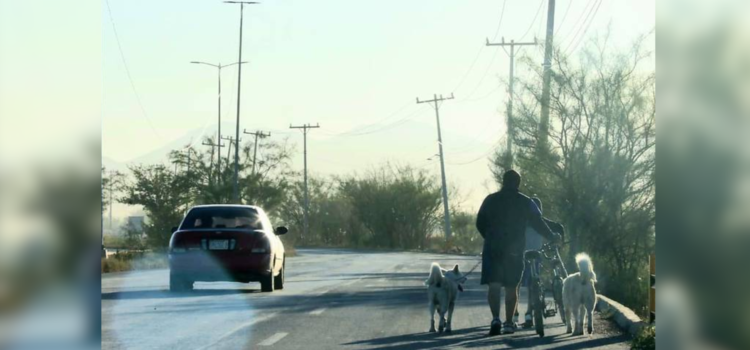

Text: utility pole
xmin=289 ymin=123 xmax=320 ymax=242
xmin=224 ymin=1 xmax=259 ymax=204
xmin=191 ymin=61 xmax=247 ymax=179
xmin=108 ymin=170 xmax=114 ymax=230
xmin=416 ymin=93 xmax=454 ymax=239
xmin=202 ymin=139 xmax=225 ymax=183
xmin=243 ymin=129 xmax=270 ymax=174
xmin=486 ymin=37 xmax=538 ymax=168
xmin=221 ymin=136 xmax=239 ymax=165
xmin=539 ymin=0 xmax=556 ymax=148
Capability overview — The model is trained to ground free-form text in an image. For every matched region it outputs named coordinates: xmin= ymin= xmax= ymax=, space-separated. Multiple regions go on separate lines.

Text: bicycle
xmin=524 ymin=241 xmax=569 ymax=338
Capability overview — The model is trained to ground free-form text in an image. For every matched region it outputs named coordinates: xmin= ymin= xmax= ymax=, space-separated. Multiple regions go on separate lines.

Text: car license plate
xmin=209 ymin=239 xmax=229 ymax=250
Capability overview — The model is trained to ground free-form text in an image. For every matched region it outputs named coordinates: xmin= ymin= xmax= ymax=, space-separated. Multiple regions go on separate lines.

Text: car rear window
xmin=181 ymin=207 xmax=263 ymax=230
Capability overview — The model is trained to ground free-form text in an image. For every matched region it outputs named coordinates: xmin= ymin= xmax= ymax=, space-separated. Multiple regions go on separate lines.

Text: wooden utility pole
xmin=243 ymin=129 xmax=271 ymax=174
xmin=289 ymin=123 xmax=320 ymax=241
xmin=221 ymin=135 xmax=240 ymax=178
xmin=486 ymin=37 xmax=538 ymax=168
xmin=416 ymin=93 xmax=454 ymax=238
xmin=539 ymin=0 xmax=556 ymax=148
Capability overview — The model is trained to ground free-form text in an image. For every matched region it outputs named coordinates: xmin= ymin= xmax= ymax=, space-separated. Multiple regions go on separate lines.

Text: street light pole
xmin=190 ymin=60 xmax=246 ymax=181
xmin=224 ymin=1 xmax=259 ymax=204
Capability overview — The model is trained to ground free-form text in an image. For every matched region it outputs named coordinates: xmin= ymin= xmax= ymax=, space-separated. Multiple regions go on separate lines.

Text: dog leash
xmin=447 ymin=256 xmax=482 ymax=282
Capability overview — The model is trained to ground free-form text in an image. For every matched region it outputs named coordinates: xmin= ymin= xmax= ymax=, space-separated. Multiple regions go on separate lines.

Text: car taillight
xmin=251 ymin=237 xmax=270 ymax=253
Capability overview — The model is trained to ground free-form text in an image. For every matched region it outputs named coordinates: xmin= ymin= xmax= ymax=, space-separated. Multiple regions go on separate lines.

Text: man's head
xmin=532 ymin=197 xmax=542 ymax=214
xmin=502 ymin=170 xmax=521 ymax=191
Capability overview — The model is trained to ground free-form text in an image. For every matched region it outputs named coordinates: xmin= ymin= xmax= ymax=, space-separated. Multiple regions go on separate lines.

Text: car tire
xmin=260 ymin=273 xmax=274 ymax=292
xmin=274 ymin=259 xmax=285 ymax=290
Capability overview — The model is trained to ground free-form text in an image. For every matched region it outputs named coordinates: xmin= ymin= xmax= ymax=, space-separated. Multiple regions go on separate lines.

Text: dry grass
xmin=101 ymin=252 xmax=168 ymax=273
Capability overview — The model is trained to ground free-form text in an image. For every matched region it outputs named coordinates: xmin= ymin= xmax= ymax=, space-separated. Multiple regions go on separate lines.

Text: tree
xmin=118 ymin=137 xmax=297 ymax=249
xmin=492 ymin=32 xmax=655 ymax=309
xmin=278 ymin=175 xmax=367 ymax=247
xmin=101 ymin=167 xmax=124 ymax=214
xmin=118 ymin=164 xmax=191 ymax=249
xmin=339 ymin=164 xmax=442 ymax=249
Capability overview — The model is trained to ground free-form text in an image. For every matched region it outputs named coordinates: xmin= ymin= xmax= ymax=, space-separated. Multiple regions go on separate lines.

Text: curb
xmin=596 ymin=294 xmax=646 ymax=337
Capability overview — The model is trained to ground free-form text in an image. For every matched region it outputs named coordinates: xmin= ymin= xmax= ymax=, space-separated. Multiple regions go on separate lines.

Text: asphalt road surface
xmin=102 ymin=249 xmax=631 ymax=349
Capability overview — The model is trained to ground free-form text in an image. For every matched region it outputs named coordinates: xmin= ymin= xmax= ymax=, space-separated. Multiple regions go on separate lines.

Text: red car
xmin=168 ymin=205 xmax=288 ymax=292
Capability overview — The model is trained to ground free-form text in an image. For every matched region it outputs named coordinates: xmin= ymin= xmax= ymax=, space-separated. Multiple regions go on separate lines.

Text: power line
xmin=519 ymin=0 xmax=546 ymax=41
xmin=446 ymin=139 xmax=503 ymax=166
xmin=321 ymin=105 xmax=429 ymax=138
xmin=556 ymin=0 xmax=574 ymax=33
xmin=558 ymin=0 xmax=595 ymax=46
xmin=451 ymin=0 xmax=508 ymax=93
xmin=104 ymin=0 xmax=162 ymax=141
xmin=321 ymin=100 xmax=413 ymax=137
xmin=563 ymin=0 xmax=603 ymax=54
xmin=458 ymin=83 xmax=504 ymax=103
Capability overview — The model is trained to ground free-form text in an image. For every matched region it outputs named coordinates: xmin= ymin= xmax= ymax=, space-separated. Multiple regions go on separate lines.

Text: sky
xmin=98 ymin=0 xmax=655 ymax=219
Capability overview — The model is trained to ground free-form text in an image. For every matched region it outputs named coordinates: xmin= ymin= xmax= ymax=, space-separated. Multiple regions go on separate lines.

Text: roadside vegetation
xmin=101 ymin=252 xmax=168 ymax=273
xmin=631 ymin=326 xmax=655 ymax=350
xmin=102 ymin=33 xmax=654 ymax=315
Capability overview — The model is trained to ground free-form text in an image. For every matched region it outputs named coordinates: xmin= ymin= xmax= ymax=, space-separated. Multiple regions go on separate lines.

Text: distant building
xmin=127 ymin=216 xmax=145 ymax=232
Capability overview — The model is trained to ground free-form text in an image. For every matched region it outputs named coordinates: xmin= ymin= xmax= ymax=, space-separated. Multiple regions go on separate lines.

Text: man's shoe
xmin=523 ymin=313 xmax=534 ymax=328
xmin=489 ymin=319 xmax=502 ymax=336
xmin=502 ymin=321 xmax=516 ymax=334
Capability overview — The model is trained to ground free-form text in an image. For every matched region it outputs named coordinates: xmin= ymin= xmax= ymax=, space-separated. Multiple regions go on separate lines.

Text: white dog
xmin=425 ymin=263 xmax=466 ymax=333
xmin=563 ymin=253 xmax=598 ymax=336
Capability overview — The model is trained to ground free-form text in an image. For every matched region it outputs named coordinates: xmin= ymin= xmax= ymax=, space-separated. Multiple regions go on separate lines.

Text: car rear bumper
xmin=169 ymin=252 xmax=272 ymax=282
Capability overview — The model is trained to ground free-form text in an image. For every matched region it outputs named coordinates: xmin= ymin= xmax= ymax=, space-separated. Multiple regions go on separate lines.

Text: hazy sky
xmin=99 ymin=0 xmax=654 ymax=216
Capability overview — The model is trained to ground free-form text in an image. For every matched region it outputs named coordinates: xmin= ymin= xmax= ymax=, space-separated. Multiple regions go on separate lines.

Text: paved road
xmin=102 ymin=249 xmax=630 ymax=349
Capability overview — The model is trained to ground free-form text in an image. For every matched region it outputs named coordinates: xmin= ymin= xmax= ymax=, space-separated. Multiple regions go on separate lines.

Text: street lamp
xmin=190 ymin=60 xmax=247 ymax=181
xmin=224 ymin=0 xmax=260 ymax=204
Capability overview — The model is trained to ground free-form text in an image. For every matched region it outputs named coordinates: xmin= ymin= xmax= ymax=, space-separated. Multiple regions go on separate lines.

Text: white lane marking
xmin=317 ymin=290 xmax=329 ymax=296
xmin=309 ymin=308 xmax=327 ymax=315
xmin=258 ymin=332 xmax=288 ymax=346
xmin=196 ymin=312 xmax=277 ymax=350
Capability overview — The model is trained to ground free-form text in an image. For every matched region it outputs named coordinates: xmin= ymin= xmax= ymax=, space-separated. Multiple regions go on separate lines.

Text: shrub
xmin=631 ymin=326 xmax=655 ymax=350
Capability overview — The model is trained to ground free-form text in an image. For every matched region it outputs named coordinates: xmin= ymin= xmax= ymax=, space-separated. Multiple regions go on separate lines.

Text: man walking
xmin=476 ymin=170 xmax=561 ymax=335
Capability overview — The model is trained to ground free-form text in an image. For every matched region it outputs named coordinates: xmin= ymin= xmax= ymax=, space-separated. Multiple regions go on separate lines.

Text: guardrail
xmin=649 ymin=253 xmax=655 ymax=324
xmin=102 ymin=247 xmax=148 ymax=259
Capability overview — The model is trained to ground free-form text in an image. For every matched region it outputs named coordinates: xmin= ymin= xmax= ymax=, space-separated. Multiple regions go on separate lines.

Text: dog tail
xmin=425 ymin=262 xmax=443 ymax=286
xmin=576 ymin=253 xmax=597 ymax=283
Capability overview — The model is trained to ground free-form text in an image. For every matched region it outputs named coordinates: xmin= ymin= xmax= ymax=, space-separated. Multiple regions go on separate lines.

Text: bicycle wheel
xmin=530 ymin=280 xmax=545 ymax=337
xmin=553 ymin=277 xmax=566 ymax=324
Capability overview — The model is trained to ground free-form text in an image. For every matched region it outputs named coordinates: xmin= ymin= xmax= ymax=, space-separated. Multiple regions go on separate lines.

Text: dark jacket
xmin=476 ymin=188 xmax=558 ymax=256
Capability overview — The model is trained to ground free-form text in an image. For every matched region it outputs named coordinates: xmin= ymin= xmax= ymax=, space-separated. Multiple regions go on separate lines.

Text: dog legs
xmin=564 ymin=302 xmax=573 ymax=333
xmin=438 ymin=305 xmax=447 ymax=333
xmin=573 ymin=305 xmax=585 ymax=336
xmin=429 ymin=300 xmax=437 ymax=332
xmin=586 ymin=301 xmax=595 ymax=335
xmin=445 ymin=301 xmax=455 ymax=333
